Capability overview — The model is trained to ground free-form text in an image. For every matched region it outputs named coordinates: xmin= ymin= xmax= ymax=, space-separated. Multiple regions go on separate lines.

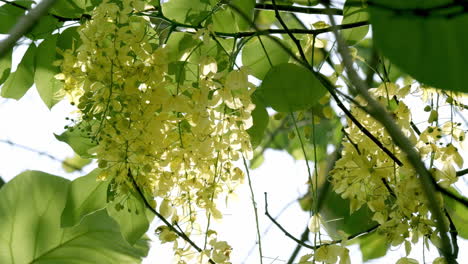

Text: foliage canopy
xmin=0 ymin=0 xmax=468 ymax=263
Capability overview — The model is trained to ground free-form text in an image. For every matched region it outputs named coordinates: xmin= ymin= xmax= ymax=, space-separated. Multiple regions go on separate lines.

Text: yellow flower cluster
xmin=331 ymin=83 xmax=464 ymax=250
xmin=57 ymin=0 xmax=254 ymax=259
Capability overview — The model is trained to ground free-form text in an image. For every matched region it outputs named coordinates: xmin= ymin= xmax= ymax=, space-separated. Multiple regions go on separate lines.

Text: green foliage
xmin=162 ymin=0 xmax=212 ymax=25
xmin=0 ymin=1 xmax=30 ymax=34
xmin=358 ymin=232 xmax=389 ymax=261
xmin=26 ymin=16 xmax=63 ymax=40
xmin=211 ymin=0 xmax=255 ymax=32
xmin=62 ymin=154 xmax=92 ymax=172
xmin=370 ymin=0 xmax=468 ymax=93
xmin=1 ymin=43 xmax=36 ymax=99
xmin=107 ymin=193 xmax=153 ymax=245
xmin=35 ymin=34 xmax=64 ymax=109
xmin=0 ymin=171 xmax=149 ymax=263
xmin=260 ymin=63 xmax=326 ymax=112
xmin=341 ymin=0 xmax=369 ymax=45
xmin=247 ymin=93 xmax=269 ymax=147
xmin=242 ymin=36 xmax=291 ymax=80
xmin=0 ymin=49 xmax=12 ymax=85
xmin=319 ymin=187 xmax=376 ymax=239
xmin=49 ymin=0 xmax=100 ymax=18
xmin=55 ymin=122 xmax=97 ymax=158
xmin=444 ymin=190 xmax=468 ymax=239
xmin=61 ymin=169 xmax=109 ymax=227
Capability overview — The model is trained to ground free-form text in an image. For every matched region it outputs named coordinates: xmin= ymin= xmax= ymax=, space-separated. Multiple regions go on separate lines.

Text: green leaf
xmin=369 ymin=0 xmax=468 ymax=93
xmin=166 ymin=32 xmax=200 ymax=62
xmin=242 ymin=36 xmax=291 ymax=80
xmin=1 ymin=43 xmax=36 ymax=99
xmin=259 ymin=63 xmax=326 ymax=112
xmin=107 ymin=193 xmax=152 ymax=245
xmin=247 ymin=93 xmax=269 ymax=147
xmin=49 ymin=0 xmax=98 ymax=18
xmin=444 ymin=189 xmax=468 ymax=239
xmin=61 ymin=169 xmax=109 ymax=227
xmin=211 ymin=0 xmax=255 ymax=33
xmin=0 ymin=171 xmax=149 ymax=263
xmin=341 ymin=0 xmax=369 ymax=45
xmin=231 ymin=0 xmax=255 ymax=31
xmin=62 ymin=154 xmax=92 ymax=172
xmin=162 ymin=0 xmax=212 ymax=26
xmin=0 ymin=1 xmax=31 ymax=34
xmin=0 ymin=48 xmax=12 ymax=85
xmin=27 ymin=16 xmax=64 ymax=40
xmin=319 ymin=186 xmax=376 ymax=239
xmin=35 ymin=34 xmax=64 ymax=109
xmin=57 ymin=26 xmax=82 ymax=52
xmin=55 ymin=122 xmax=97 ymax=158
xmin=358 ymin=232 xmax=389 ymax=261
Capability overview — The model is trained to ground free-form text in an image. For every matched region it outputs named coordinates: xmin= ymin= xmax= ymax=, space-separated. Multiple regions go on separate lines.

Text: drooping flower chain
xmin=331 ymin=83 xmax=465 ymax=251
xmin=58 ymin=0 xmax=254 ymax=261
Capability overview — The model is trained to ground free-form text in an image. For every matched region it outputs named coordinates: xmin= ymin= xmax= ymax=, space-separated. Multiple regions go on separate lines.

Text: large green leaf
xmin=319 ymin=188 xmax=376 ymax=239
xmin=1 ymin=43 xmax=36 ymax=99
xmin=27 ymin=16 xmax=64 ymax=40
xmin=211 ymin=0 xmax=255 ymax=33
xmin=0 ymin=171 xmax=149 ymax=263
xmin=49 ymin=0 xmax=99 ymax=18
xmin=341 ymin=0 xmax=369 ymax=45
xmin=247 ymin=93 xmax=269 ymax=147
xmin=444 ymin=189 xmax=468 ymax=239
xmin=0 ymin=1 xmax=30 ymax=34
xmin=107 ymin=192 xmax=153 ymax=245
xmin=55 ymin=122 xmax=97 ymax=158
xmin=57 ymin=26 xmax=82 ymax=52
xmin=61 ymin=169 xmax=109 ymax=227
xmin=259 ymin=63 xmax=326 ymax=112
xmin=162 ymin=0 xmax=213 ymax=26
xmin=370 ymin=0 xmax=468 ymax=93
xmin=242 ymin=35 xmax=291 ymax=80
xmin=35 ymin=34 xmax=64 ymax=109
xmin=358 ymin=232 xmax=389 ymax=261
xmin=0 ymin=48 xmax=12 ymax=85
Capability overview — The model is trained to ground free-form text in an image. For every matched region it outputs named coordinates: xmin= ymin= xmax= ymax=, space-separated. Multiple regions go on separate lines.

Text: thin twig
xmin=127 ymin=169 xmax=216 ymax=264
xmin=243 ymin=156 xmax=264 ymax=264
xmin=0 ymin=139 xmax=83 ymax=172
xmin=255 ymin=3 xmax=343 ymax=15
xmin=264 ymin=192 xmax=379 ymax=250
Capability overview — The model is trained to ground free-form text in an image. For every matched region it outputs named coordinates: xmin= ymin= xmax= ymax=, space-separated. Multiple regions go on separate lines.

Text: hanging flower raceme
xmin=57 ymin=0 xmax=255 ymax=260
xmin=331 ymin=83 xmax=464 ymax=252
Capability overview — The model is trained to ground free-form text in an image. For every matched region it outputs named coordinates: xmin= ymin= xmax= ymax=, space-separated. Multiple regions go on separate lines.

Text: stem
xmin=128 ymin=169 xmax=215 ymax=264
xmin=255 ymin=3 xmax=343 ymax=15
xmin=243 ymin=156 xmax=264 ymax=264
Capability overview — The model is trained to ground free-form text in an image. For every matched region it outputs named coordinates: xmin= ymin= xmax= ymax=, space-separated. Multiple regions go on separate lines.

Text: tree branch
xmin=323 ymin=4 xmax=459 ymax=262
xmin=0 ymin=0 xmax=57 ymax=57
xmin=264 ymin=192 xmax=379 ymax=251
xmin=255 ymin=3 xmax=343 ymax=15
